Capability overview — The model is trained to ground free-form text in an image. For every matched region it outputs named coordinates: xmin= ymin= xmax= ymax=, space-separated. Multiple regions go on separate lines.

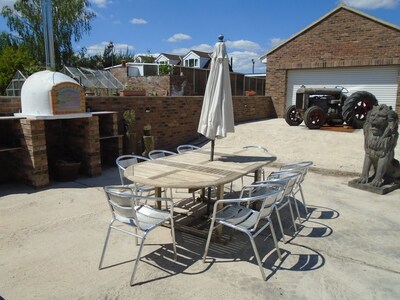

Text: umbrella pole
xmin=207 ymin=139 xmax=215 ymax=215
xmin=210 ymin=139 xmax=215 ymax=161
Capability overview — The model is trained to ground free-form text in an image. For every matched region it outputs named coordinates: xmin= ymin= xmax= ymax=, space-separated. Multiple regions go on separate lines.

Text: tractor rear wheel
xmin=342 ymin=91 xmax=378 ymax=129
xmin=304 ymin=106 xmax=326 ymax=129
xmin=285 ymin=105 xmax=303 ymax=126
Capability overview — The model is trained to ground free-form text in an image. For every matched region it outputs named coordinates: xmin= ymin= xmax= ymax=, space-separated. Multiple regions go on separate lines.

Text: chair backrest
xmin=280 ymin=161 xmax=313 ymax=184
xmin=177 ymin=144 xmax=200 ymax=153
xmin=243 ymin=145 xmax=268 ymax=153
xmin=266 ymin=171 xmax=301 ymax=199
xmin=104 ymin=185 xmax=139 ymax=225
xmin=148 ymin=149 xmax=176 ymax=160
xmin=239 ymin=182 xmax=284 ymax=231
xmin=115 ymin=155 xmax=149 ymax=185
xmin=104 ymin=185 xmax=170 ymax=231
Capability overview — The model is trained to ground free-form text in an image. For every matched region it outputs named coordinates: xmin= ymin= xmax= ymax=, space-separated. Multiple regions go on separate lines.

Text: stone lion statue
xmin=355 ymin=104 xmax=400 ymax=187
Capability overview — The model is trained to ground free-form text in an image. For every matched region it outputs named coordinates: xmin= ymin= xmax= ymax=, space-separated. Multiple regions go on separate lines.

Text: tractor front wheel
xmin=285 ymin=105 xmax=303 ymax=126
xmin=304 ymin=106 xmax=326 ymax=129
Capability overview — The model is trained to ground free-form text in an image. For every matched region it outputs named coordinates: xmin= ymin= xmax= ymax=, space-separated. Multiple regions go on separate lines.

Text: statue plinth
xmin=348 ymin=178 xmax=400 ymax=195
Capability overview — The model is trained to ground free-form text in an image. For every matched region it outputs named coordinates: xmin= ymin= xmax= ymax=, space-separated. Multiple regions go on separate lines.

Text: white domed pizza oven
xmin=15 ymin=70 xmax=91 ymax=119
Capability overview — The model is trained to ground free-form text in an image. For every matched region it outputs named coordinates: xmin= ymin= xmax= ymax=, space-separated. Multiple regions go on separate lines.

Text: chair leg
xmin=134 ymin=227 xmax=139 ymax=246
xmin=291 ymin=194 xmax=302 ymax=224
xmin=288 ymin=200 xmax=298 ymax=232
xmin=248 ymin=234 xmax=266 ymax=280
xmin=130 ymin=233 xmax=147 ymax=286
xmin=269 ymin=220 xmax=282 ymax=261
xmin=203 ymin=219 xmax=216 ymax=262
xmin=99 ymin=223 xmax=113 ymax=269
xmin=275 ymin=208 xmax=287 ymax=243
xmin=299 ymin=185 xmax=309 ymax=214
xmin=170 ymin=218 xmax=177 ymax=260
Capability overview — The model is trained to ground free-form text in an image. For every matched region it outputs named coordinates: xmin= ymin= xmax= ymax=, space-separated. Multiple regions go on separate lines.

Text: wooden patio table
xmin=124 ymin=146 xmax=276 ymax=208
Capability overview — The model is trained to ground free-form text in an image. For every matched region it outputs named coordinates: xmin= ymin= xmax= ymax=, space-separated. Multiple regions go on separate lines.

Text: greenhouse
xmin=5 ymin=67 xmax=124 ymax=97
xmin=60 ymin=66 xmax=124 ymax=96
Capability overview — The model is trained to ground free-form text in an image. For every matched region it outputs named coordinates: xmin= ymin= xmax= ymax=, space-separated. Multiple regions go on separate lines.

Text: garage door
xmin=286 ymin=66 xmax=399 ymax=109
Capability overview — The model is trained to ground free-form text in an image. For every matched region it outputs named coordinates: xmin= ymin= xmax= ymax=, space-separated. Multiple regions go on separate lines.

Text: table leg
xmin=155 ymin=187 xmax=162 ymax=209
xmin=254 ymin=168 xmax=261 ymax=182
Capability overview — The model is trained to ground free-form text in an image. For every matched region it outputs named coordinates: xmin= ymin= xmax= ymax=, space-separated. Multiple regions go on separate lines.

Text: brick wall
xmin=266 ymin=7 xmax=400 ymax=117
xmin=85 ymin=95 xmax=276 ymax=151
xmin=1 ymin=96 xmax=275 ymax=151
xmin=0 ymin=97 xmax=21 ymax=116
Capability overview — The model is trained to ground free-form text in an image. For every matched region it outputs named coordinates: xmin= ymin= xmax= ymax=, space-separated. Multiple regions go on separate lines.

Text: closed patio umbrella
xmin=198 ymin=35 xmax=235 ymax=161
xmin=198 ymin=35 xmax=235 ymax=213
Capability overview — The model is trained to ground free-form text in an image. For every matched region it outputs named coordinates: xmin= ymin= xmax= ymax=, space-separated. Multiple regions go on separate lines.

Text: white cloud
xmin=90 ymin=0 xmax=110 ymax=8
xmin=171 ymin=48 xmax=190 ymax=55
xmin=269 ymin=37 xmax=286 ymax=48
xmin=191 ymin=43 xmax=214 ymax=53
xmin=85 ymin=42 xmax=134 ymax=56
xmin=171 ymin=43 xmax=213 ymax=55
xmin=341 ymin=0 xmax=399 ymax=9
xmin=228 ymin=51 xmax=265 ymax=74
xmin=130 ymin=18 xmax=148 ymax=25
xmin=167 ymin=33 xmax=192 ymax=42
xmin=225 ymin=40 xmax=261 ymax=51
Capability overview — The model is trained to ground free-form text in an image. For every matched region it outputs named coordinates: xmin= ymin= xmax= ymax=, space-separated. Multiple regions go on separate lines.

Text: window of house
xmin=185 ymin=59 xmax=198 ymax=67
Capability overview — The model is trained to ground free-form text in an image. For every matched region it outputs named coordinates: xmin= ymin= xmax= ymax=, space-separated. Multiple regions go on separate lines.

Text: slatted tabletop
xmin=124 ymin=147 xmax=275 ymax=189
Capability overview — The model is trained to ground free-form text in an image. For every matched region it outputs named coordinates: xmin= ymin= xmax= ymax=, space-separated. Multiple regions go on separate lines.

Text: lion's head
xmin=364 ymin=104 xmax=399 ymax=158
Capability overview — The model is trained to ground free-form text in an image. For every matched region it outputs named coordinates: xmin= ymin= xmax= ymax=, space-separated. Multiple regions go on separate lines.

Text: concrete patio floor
xmin=1 ymin=118 xmax=399 ymax=299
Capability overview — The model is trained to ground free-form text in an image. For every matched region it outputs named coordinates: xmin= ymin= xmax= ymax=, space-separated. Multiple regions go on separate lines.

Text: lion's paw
xmin=355 ymin=177 xmax=369 ymax=184
xmin=370 ymin=179 xmax=383 ymax=187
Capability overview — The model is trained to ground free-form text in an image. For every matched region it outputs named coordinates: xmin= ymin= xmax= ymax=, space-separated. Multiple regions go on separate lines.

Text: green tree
xmin=1 ymin=0 xmax=95 ymax=69
xmin=0 ymin=45 xmax=41 ymax=94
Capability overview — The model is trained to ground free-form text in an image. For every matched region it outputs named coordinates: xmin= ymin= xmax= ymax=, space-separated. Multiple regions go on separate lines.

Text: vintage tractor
xmin=285 ymin=86 xmax=378 ymax=129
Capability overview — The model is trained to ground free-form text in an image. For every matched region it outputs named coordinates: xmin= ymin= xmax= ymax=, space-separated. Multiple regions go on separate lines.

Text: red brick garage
xmin=263 ymin=4 xmax=400 ymax=118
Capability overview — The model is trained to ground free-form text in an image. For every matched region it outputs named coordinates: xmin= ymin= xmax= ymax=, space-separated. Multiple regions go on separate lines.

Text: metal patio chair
xmin=148 ymin=149 xmax=176 ymax=160
xmin=261 ymin=170 xmax=302 ymax=243
xmin=279 ymin=161 xmax=313 ymax=218
xmin=115 ymin=154 xmax=155 ymax=196
xmin=148 ymin=150 xmax=177 ymax=199
xmin=203 ymin=182 xmax=284 ymax=280
xmin=176 ymin=144 xmax=201 ymax=153
xmin=99 ymin=185 xmax=177 ymax=286
xmin=233 ymin=145 xmax=268 ymax=190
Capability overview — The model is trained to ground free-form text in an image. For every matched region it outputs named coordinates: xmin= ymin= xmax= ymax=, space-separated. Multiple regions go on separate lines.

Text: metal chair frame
xmin=279 ymin=161 xmax=313 ymax=217
xmin=148 ymin=149 xmax=176 ymax=160
xmin=260 ymin=171 xmax=302 ymax=243
xmin=203 ymin=182 xmax=284 ymax=280
xmin=239 ymin=145 xmax=268 ymax=187
xmin=176 ymin=144 xmax=201 ymax=153
xmin=99 ymin=185 xmax=177 ymax=286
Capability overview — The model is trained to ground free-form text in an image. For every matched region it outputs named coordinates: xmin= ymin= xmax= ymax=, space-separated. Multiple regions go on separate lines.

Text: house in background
xmin=182 ymin=50 xmax=211 ymax=68
xmin=155 ymin=53 xmax=182 ymax=66
xmin=109 ymin=48 xmax=264 ymax=96
xmin=261 ymin=3 xmax=400 ymax=117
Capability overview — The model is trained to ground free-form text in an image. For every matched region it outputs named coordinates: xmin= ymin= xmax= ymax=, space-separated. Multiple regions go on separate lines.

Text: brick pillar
xmin=82 ymin=117 xmax=102 ymax=176
xmin=21 ymin=119 xmax=49 ymax=187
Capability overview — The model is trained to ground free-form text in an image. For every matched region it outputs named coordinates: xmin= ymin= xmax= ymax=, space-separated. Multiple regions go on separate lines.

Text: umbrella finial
xmin=218 ymin=34 xmax=224 ymax=42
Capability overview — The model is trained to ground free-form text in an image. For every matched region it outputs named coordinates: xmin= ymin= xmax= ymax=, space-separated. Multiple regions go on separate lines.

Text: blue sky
xmin=1 ymin=0 xmax=399 ymax=73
